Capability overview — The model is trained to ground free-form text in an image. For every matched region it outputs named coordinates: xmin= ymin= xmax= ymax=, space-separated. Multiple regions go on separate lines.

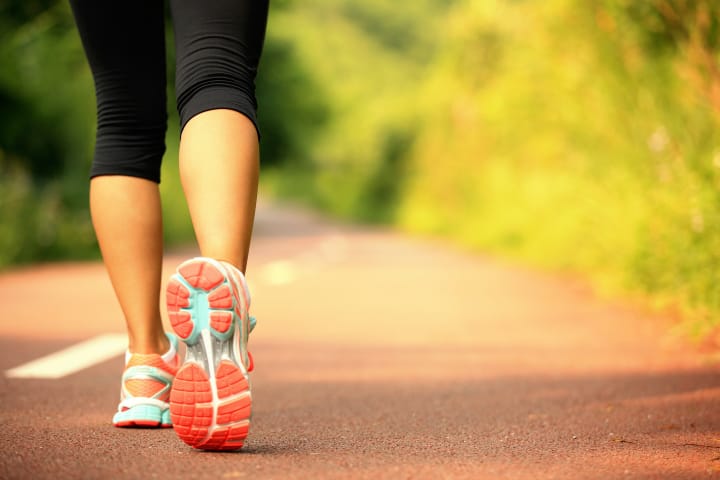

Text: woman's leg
xmin=166 ymin=0 xmax=269 ymax=450
xmin=69 ymin=0 xmax=169 ymax=354
xmin=171 ymin=0 xmax=269 ymax=272
xmin=179 ymin=110 xmax=258 ymax=272
xmin=90 ymin=176 xmax=167 ymax=354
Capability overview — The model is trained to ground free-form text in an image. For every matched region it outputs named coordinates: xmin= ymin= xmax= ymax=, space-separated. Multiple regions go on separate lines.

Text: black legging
xmin=69 ymin=0 xmax=269 ymax=183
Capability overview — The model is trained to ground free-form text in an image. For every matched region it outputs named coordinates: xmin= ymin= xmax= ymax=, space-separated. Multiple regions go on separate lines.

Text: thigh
xmin=69 ymin=0 xmax=167 ymax=122
xmin=69 ymin=0 xmax=168 ymax=181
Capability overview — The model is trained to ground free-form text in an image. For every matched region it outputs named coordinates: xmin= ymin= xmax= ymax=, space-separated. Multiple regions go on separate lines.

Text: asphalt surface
xmin=1 ymin=202 xmax=719 ymax=479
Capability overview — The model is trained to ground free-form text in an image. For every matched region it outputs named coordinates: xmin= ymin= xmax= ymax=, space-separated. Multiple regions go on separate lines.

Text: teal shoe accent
xmin=166 ymin=332 xmax=179 ymax=352
xmin=161 ymin=408 xmax=172 ymax=426
xmin=113 ymin=404 xmax=167 ymax=427
xmin=173 ymin=275 xmax=236 ymax=344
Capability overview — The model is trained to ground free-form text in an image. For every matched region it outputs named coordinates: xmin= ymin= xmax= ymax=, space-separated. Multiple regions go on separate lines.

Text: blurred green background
xmin=2 ymin=0 xmax=720 ymax=337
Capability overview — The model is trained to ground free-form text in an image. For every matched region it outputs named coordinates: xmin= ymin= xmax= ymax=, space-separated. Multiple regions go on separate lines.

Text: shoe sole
xmin=167 ymin=258 xmax=252 ymax=451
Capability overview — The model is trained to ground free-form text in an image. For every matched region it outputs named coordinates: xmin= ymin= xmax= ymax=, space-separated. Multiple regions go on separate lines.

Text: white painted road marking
xmin=4 ymin=235 xmax=350 ymax=379
xmin=5 ymin=333 xmax=127 ymax=379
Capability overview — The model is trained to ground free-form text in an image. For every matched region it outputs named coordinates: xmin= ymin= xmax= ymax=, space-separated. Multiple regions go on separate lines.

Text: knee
xmin=92 ymin=89 xmax=168 ymax=183
xmin=175 ymin=46 xmax=261 ymax=137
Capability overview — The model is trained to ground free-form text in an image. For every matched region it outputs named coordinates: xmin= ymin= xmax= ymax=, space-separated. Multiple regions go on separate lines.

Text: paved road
xmin=1 ymin=202 xmax=719 ymax=479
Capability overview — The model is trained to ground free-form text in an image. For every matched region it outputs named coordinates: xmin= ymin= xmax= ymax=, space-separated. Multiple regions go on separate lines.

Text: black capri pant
xmin=69 ymin=0 xmax=269 ymax=183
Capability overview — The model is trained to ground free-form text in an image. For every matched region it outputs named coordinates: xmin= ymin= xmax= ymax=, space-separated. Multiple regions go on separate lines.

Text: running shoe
xmin=113 ymin=333 xmax=180 ymax=428
xmin=166 ymin=257 xmax=256 ymax=451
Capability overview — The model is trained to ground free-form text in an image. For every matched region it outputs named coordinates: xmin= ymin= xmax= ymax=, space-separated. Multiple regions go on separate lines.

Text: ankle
xmin=128 ymin=333 xmax=170 ymax=355
xmin=200 ymin=253 xmax=247 ymax=274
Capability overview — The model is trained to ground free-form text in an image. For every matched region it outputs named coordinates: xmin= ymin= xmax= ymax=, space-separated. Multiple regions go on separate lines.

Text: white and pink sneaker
xmin=166 ymin=257 xmax=255 ymax=451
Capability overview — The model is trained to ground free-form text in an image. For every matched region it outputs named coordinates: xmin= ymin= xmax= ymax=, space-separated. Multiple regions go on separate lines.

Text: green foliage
xmin=395 ymin=0 xmax=720 ymax=337
xmin=262 ymin=0 xmax=720 ymax=337
xmin=0 ymin=2 xmax=97 ymax=267
xmin=256 ymin=36 xmax=329 ymax=168
xmin=260 ymin=0 xmax=451 ymax=222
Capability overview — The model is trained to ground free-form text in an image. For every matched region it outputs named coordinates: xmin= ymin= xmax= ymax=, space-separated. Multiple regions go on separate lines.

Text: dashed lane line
xmin=5 ymin=333 xmax=127 ymax=379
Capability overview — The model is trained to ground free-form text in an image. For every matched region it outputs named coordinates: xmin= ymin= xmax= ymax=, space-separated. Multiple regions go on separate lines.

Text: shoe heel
xmin=166 ymin=258 xmax=236 ymax=343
